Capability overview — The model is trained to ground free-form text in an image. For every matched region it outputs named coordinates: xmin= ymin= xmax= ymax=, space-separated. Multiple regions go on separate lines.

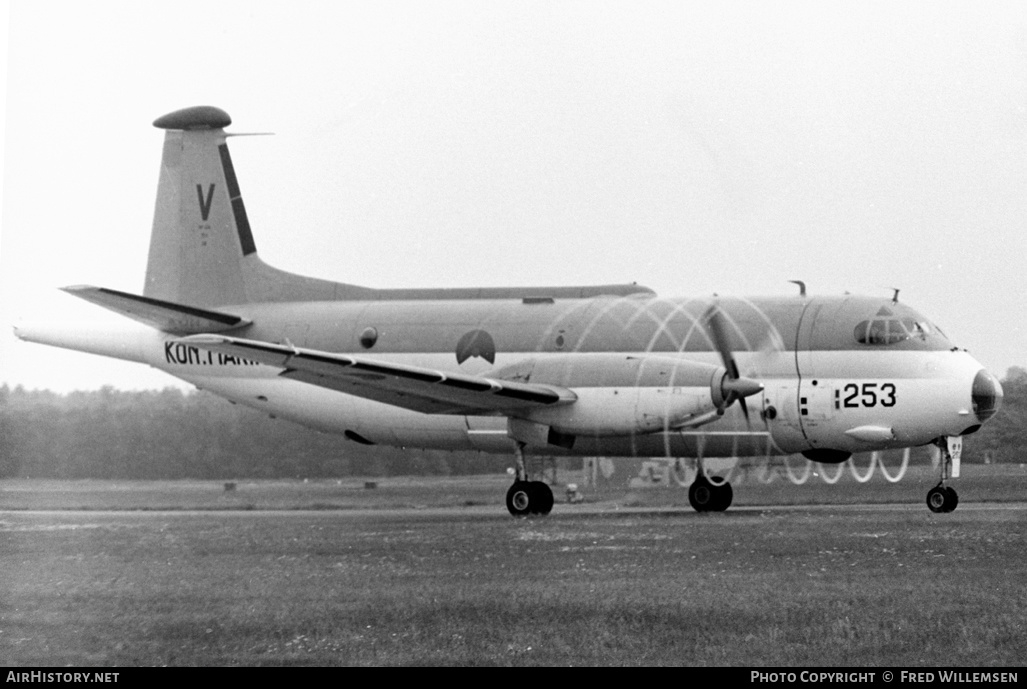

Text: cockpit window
xmin=854 ymin=319 xmax=922 ymax=345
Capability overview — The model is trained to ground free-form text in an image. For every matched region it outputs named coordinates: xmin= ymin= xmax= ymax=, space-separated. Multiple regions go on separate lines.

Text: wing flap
xmin=178 ymin=334 xmax=575 ymax=415
xmin=64 ymin=286 xmax=250 ymax=334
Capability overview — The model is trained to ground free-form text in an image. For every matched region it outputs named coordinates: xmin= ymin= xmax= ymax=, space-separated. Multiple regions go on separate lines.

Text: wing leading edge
xmin=177 ymin=334 xmax=576 ymax=415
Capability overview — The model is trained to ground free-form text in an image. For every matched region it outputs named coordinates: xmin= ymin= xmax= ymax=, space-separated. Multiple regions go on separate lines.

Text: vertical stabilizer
xmin=142 ymin=106 xmax=656 ymax=307
xmin=146 ymin=106 xmax=252 ymax=307
xmin=145 ymin=106 xmax=370 ymax=306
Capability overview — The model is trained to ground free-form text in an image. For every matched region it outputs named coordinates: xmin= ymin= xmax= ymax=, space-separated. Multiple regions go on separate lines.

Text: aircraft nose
xmin=971 ymin=369 xmax=1003 ymax=424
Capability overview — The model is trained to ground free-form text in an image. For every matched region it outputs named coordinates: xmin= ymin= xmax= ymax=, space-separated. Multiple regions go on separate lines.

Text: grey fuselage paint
xmin=159 ymin=291 xmax=966 ymax=459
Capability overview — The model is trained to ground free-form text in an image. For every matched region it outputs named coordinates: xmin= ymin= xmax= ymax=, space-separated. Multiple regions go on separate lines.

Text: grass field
xmin=1 ymin=468 xmax=1025 ymax=666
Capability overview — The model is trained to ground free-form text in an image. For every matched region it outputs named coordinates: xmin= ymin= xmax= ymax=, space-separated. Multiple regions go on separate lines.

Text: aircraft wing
xmin=63 ymin=286 xmax=250 ymax=334
xmin=178 ymin=334 xmax=576 ymax=415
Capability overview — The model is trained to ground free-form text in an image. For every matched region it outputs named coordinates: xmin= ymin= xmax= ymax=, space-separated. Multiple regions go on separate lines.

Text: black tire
xmin=926 ymin=486 xmax=948 ymax=513
xmin=944 ymin=486 xmax=959 ymax=513
xmin=506 ymin=481 xmax=533 ymax=517
xmin=689 ymin=476 xmax=715 ymax=512
xmin=712 ymin=481 xmax=733 ymax=512
xmin=531 ymin=481 xmax=554 ymax=516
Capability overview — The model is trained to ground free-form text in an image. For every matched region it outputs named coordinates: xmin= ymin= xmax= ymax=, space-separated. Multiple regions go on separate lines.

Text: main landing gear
xmin=506 ymin=480 xmax=555 ymax=517
xmin=927 ymin=436 xmax=961 ymax=514
xmin=506 ymin=442 xmax=555 ymax=517
xmin=688 ymin=470 xmax=733 ymax=513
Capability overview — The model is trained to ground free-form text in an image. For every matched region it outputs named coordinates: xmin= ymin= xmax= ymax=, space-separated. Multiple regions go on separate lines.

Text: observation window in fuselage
xmin=854 ymin=318 xmax=933 ymax=346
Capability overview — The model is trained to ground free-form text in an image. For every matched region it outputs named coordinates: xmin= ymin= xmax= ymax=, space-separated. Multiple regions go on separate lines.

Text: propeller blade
xmin=704 ymin=306 xmax=739 ymax=379
xmin=705 ymin=304 xmax=764 ymax=428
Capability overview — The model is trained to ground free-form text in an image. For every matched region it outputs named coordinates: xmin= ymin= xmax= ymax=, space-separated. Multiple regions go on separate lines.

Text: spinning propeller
xmin=704 ymin=305 xmax=764 ymax=425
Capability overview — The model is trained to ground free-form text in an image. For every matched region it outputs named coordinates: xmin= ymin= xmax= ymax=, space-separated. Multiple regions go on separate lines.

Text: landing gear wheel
xmin=712 ymin=480 xmax=733 ymax=512
xmin=532 ymin=481 xmax=555 ymax=516
xmin=506 ymin=481 xmax=554 ymax=517
xmin=507 ymin=481 xmax=532 ymax=517
xmin=689 ymin=475 xmax=733 ymax=512
xmin=689 ymin=476 xmax=715 ymax=512
xmin=926 ymin=485 xmax=958 ymax=513
xmin=945 ymin=486 xmax=959 ymax=512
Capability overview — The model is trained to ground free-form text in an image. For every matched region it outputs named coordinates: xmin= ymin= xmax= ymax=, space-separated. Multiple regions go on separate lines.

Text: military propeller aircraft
xmin=15 ymin=106 xmax=1003 ymax=516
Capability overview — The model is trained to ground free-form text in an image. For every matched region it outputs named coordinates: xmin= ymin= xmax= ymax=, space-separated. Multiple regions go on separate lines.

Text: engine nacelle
xmin=523 ymin=385 xmax=718 ymax=437
xmin=499 ymin=354 xmax=761 ymax=443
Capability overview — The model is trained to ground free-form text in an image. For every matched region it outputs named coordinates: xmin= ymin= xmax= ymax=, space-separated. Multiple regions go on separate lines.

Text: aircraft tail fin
xmin=144 ymin=106 xmax=656 ymax=307
xmin=145 ymin=106 xmax=351 ymax=307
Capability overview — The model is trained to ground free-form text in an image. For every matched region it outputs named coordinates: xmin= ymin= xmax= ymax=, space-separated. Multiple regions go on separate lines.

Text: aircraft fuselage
xmin=27 ymin=292 xmax=994 ymax=461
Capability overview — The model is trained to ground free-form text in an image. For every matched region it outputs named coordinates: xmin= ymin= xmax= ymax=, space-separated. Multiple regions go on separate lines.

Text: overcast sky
xmin=2 ymin=0 xmax=1025 ymax=391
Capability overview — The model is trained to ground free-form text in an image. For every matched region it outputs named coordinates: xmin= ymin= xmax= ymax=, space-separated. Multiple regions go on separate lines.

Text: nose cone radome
xmin=972 ymin=369 xmax=1003 ymax=424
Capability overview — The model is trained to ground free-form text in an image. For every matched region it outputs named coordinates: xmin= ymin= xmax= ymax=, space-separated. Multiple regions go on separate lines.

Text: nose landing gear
xmin=926 ymin=484 xmax=959 ymax=513
xmin=927 ymin=436 xmax=962 ymax=513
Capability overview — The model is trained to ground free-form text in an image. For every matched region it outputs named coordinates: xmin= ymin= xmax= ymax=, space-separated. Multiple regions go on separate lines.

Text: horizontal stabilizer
xmin=63 ymin=286 xmax=250 ymax=334
xmin=177 ymin=334 xmax=576 ymax=415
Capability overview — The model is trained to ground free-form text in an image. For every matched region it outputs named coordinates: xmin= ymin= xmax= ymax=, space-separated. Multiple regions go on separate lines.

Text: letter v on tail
xmin=196 ymin=184 xmax=215 ymax=221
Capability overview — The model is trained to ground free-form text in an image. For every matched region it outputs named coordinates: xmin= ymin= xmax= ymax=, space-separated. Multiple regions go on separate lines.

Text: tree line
xmin=1 ymin=367 xmax=1023 ymax=479
xmin=0 ymin=385 xmax=509 ymax=479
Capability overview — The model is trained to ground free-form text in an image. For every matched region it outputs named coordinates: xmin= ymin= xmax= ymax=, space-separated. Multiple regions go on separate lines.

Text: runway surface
xmin=4 ymin=499 xmax=1026 ymax=522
